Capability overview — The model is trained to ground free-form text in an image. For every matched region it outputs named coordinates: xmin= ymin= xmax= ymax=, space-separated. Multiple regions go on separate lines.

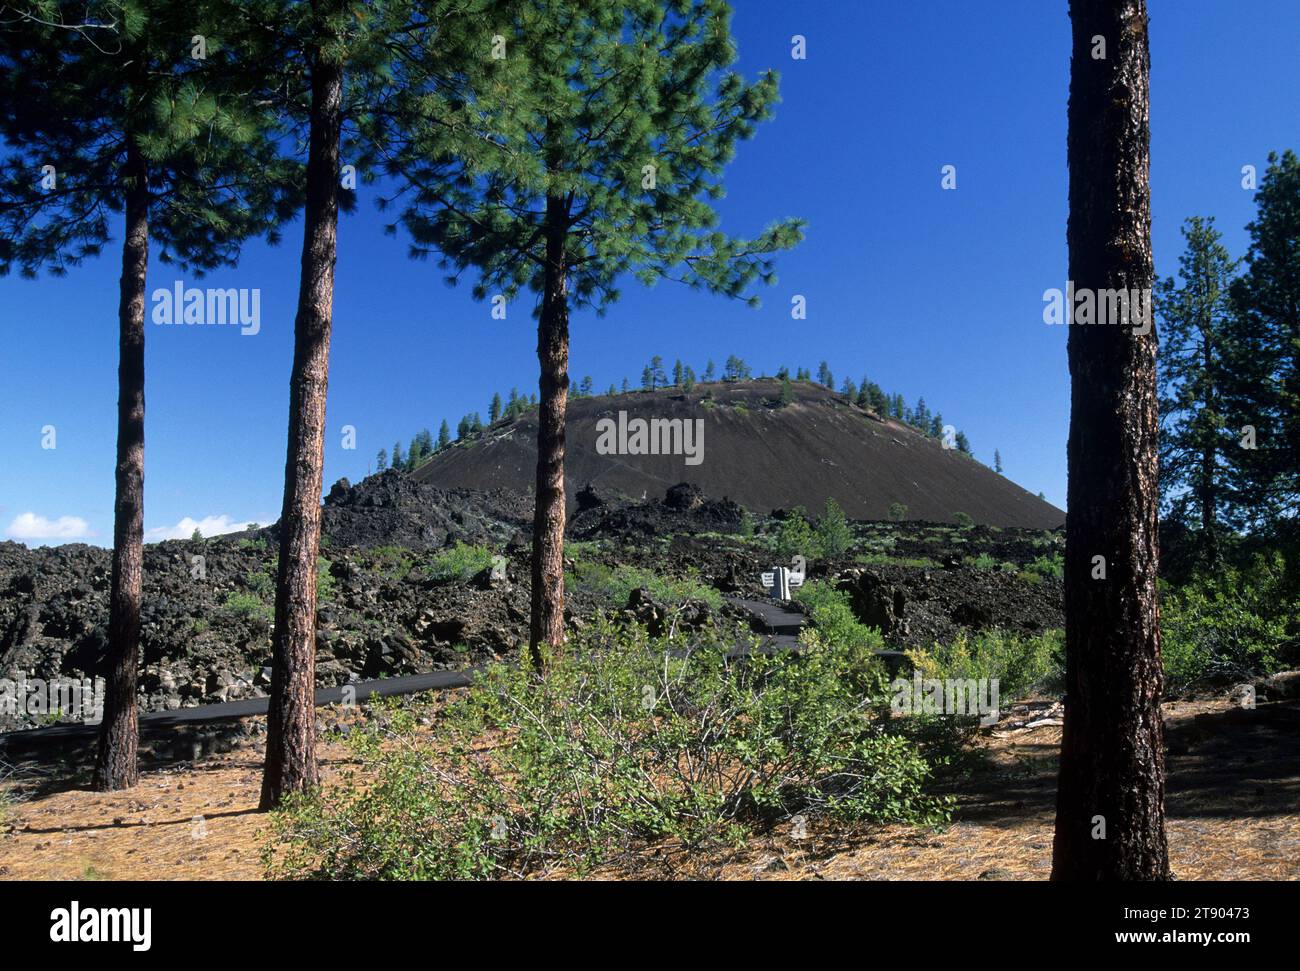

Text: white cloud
xmin=145 ymin=514 xmax=258 ymax=542
xmin=5 ymin=512 xmax=94 ymax=543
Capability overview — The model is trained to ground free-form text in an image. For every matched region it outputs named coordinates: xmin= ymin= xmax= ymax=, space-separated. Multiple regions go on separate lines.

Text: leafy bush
xmin=795 ymin=581 xmax=888 ymax=695
xmin=907 ymin=629 xmax=1065 ymax=702
xmin=969 ymin=552 xmax=998 ymax=570
xmin=264 ymin=622 xmax=950 ymax=880
xmin=370 ymin=546 xmax=415 ymax=581
xmin=952 ymin=512 xmax=974 ymax=529
xmin=855 ymin=552 xmax=937 ymax=569
xmin=774 ymin=506 xmax=817 ymax=560
xmin=888 ymin=502 xmax=908 ymax=522
xmin=563 ymin=540 xmax=603 ymax=562
xmin=244 ymin=569 xmax=274 ymax=598
xmin=222 ymin=590 xmax=271 ymax=621
xmin=1023 ymin=553 xmax=1064 ymax=581
xmin=428 ymin=542 xmax=495 ymax=582
xmin=568 ymin=561 xmax=722 ymax=611
xmin=795 ymin=581 xmax=885 ymax=653
xmin=1161 ymin=552 xmax=1291 ymax=692
xmin=316 ymin=557 xmax=336 ymax=604
xmin=816 ymin=498 xmax=852 ymax=557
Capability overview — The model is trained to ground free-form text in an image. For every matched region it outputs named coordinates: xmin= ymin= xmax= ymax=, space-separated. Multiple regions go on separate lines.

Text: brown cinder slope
xmin=413 ymin=380 xmax=1063 ymax=528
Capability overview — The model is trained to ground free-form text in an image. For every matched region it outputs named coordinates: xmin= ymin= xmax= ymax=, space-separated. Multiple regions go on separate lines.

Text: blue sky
xmin=1 ymin=0 xmax=1296 ymax=545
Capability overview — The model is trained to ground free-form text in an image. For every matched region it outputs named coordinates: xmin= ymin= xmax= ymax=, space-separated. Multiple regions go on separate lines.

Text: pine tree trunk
xmin=1052 ymin=0 xmax=1169 ymax=880
xmin=1201 ymin=335 xmax=1218 ymax=563
xmin=94 ymin=139 xmax=148 ymax=792
xmin=528 ymin=194 xmax=570 ymax=669
xmin=259 ymin=43 xmax=342 ymax=810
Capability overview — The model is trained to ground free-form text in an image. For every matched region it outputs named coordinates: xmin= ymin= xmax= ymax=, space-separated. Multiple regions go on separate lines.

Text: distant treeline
xmin=380 ymin=354 xmax=978 ymax=474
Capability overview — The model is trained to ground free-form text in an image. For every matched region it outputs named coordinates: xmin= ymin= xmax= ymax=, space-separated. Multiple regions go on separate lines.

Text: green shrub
xmin=908 ymin=629 xmax=1065 ymax=702
xmin=795 ymin=581 xmax=888 ymax=695
xmin=244 ymin=569 xmax=274 ymax=599
xmin=317 ymin=557 xmax=337 ymax=604
xmin=563 ymin=540 xmax=603 ymax=562
xmin=428 ymin=542 xmax=495 ymax=582
xmin=774 ymin=506 xmax=817 ymax=560
xmin=796 ymin=581 xmax=884 ymax=651
xmin=568 ymin=561 xmax=722 ymax=611
xmin=370 ymin=546 xmax=415 ymax=581
xmin=816 ymin=498 xmax=852 ymax=557
xmin=222 ymin=589 xmax=271 ymax=621
xmin=855 ymin=553 xmax=938 ymax=569
xmin=969 ymin=552 xmax=998 ymax=570
xmin=1024 ymin=553 xmax=1064 ymax=581
xmin=1161 ymin=552 xmax=1291 ymax=692
xmin=888 ymin=502 xmax=908 ymax=522
xmin=952 ymin=512 xmax=974 ymax=529
xmin=264 ymin=622 xmax=951 ymax=880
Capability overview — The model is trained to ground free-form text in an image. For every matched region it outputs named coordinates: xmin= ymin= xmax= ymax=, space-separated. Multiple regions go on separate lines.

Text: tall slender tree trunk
xmin=260 ymin=42 xmax=343 ymax=810
xmin=528 ymin=193 xmax=570 ymax=669
xmin=1052 ymin=0 xmax=1169 ymax=880
xmin=1201 ymin=333 xmax=1219 ymax=564
xmin=94 ymin=138 xmax=149 ymax=792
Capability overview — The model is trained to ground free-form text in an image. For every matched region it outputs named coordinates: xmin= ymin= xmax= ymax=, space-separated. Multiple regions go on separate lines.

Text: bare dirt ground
xmin=2 ymin=695 xmax=1295 ymax=881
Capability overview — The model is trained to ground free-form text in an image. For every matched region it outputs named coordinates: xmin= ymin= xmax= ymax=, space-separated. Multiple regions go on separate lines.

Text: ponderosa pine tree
xmin=778 ymin=376 xmax=794 ymax=406
xmin=259 ymin=0 xmax=346 ymax=809
xmin=258 ymin=0 xmax=431 ymax=809
xmin=1223 ymin=150 xmax=1300 ymax=525
xmin=437 ymin=420 xmax=450 ymax=448
xmin=650 ymin=355 xmax=667 ymax=389
xmin=0 ymin=0 xmax=297 ymax=791
xmin=406 ymin=435 xmax=425 ymax=469
xmin=1156 ymin=216 xmax=1238 ymax=560
xmin=382 ymin=0 xmax=802 ymax=667
xmin=1052 ymin=0 xmax=1169 ymax=881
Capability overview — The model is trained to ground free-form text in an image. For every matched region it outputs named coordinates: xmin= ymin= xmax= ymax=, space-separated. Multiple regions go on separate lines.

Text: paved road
xmin=0 ymin=669 xmax=476 ymax=750
xmin=725 ymin=596 xmax=806 ymax=646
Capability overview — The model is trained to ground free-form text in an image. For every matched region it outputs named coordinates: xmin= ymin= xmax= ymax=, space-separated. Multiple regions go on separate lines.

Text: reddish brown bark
xmin=1052 ymin=0 xmax=1169 ymax=880
xmin=528 ymin=193 xmax=570 ymax=669
xmin=260 ymin=43 xmax=343 ymax=810
xmin=94 ymin=138 xmax=148 ymax=792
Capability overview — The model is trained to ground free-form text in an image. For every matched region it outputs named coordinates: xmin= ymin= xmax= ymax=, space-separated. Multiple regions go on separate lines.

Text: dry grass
xmin=2 ymin=695 xmax=1296 ymax=881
